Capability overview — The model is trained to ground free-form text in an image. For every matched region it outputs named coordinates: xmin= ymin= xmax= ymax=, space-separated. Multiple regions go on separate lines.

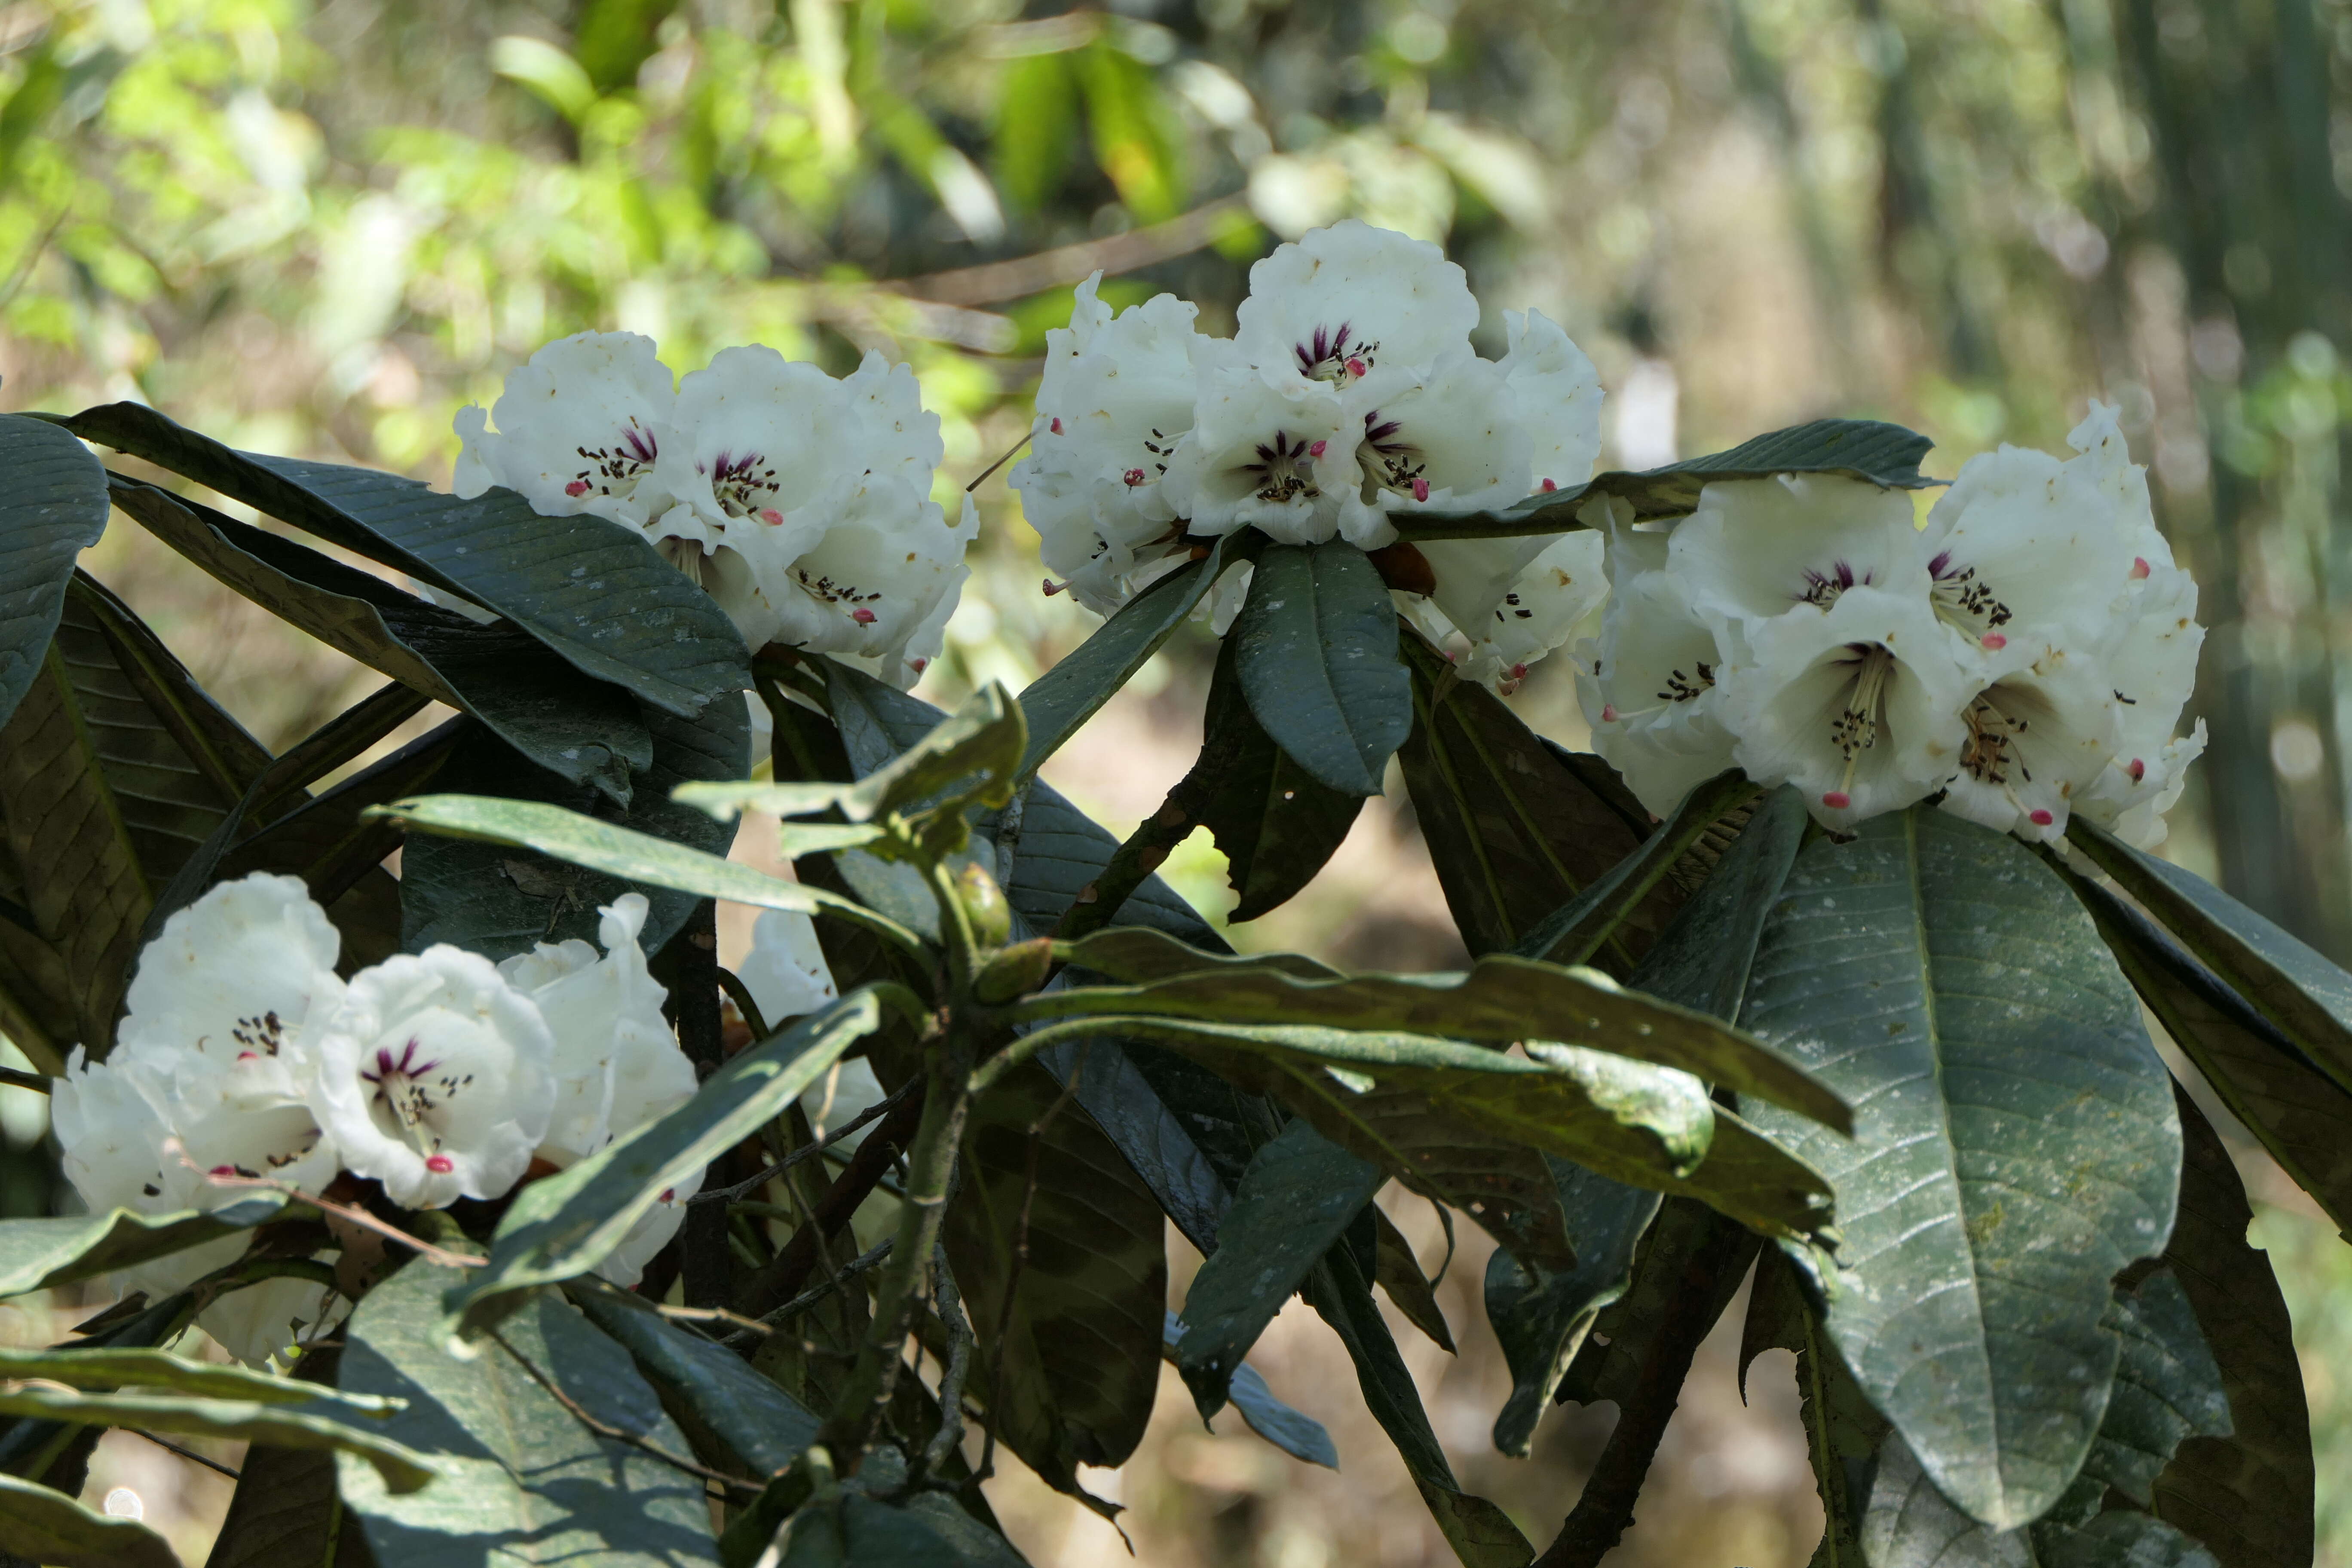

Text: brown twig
xmin=484 ymin=1328 xmax=763 ymax=1501
xmin=688 ymin=1081 xmax=919 ymax=1207
xmin=1049 ymin=768 xmax=1227 ymax=943
xmin=725 ymin=1238 xmax=894 ymax=1349
xmin=882 ymin=197 xmax=1249 ymax=307
xmin=130 ymin=1429 xmax=241 ymax=1480
xmin=192 ymin=1164 xmax=480 ymax=1272
xmin=735 ymin=1085 xmax=929 ymax=1319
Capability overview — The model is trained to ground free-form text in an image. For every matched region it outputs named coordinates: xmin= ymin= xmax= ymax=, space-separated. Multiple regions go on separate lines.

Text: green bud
xmin=974 ymin=936 xmax=1054 ymax=1003
xmin=952 ymin=861 xmax=1013 ymax=949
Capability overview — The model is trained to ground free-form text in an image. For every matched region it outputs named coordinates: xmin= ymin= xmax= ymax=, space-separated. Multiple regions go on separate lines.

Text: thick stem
xmin=1050 ymin=756 xmax=1231 ymax=943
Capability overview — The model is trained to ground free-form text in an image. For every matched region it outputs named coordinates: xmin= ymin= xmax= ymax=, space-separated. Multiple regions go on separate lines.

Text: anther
xmin=1042 ymin=578 xmax=1067 ymax=596
xmin=1049 ymin=417 xmax=1063 ymax=435
xmin=1123 ymin=468 xmax=1146 ymax=486
xmin=1345 ymin=357 xmax=1368 ymax=378
xmin=2127 ymin=758 xmax=2146 ymax=782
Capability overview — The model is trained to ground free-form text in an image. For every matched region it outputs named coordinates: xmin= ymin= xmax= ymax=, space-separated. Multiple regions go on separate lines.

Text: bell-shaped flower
xmin=1496 ymin=309 xmax=1605 ymax=493
xmin=199 ymin=1271 xmax=350 ymax=1372
xmin=309 ymin=948 xmax=557 ymax=1209
xmin=1939 ymin=644 xmax=2122 ymax=842
xmin=1340 ymin=346 xmax=1531 ymax=541
xmin=1577 ymin=516 xmax=1740 ymax=817
xmin=1234 ymin=219 xmax=1480 ymax=385
xmin=1010 ymin=275 xmax=1206 ymax=616
xmin=453 ymin=332 xmax=681 ymax=530
xmin=596 ymin=1166 xmax=704 ymax=1290
xmin=1719 ymin=585 xmax=1978 ymax=831
xmin=739 ymin=908 xmax=840 ymax=1032
xmin=1667 ymin=475 xmax=1932 ymax=645
xmin=498 ymin=893 xmax=680 ymax=1170
xmin=1159 ymin=341 xmax=1363 ymax=545
xmin=113 ymin=873 xmax=346 ymax=1196
xmin=2075 ymin=564 xmax=2207 ymax=847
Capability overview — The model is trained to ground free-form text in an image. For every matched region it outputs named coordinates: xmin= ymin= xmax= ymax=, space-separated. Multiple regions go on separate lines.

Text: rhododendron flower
xmin=309 ymin=948 xmax=557 ymax=1209
xmin=1577 ymin=516 xmax=1740 ymax=816
xmin=454 ymin=332 xmax=681 ymax=530
xmin=1160 ymin=343 xmax=1362 ymax=545
xmin=739 ymin=908 xmax=839 ymax=1031
xmin=1231 ymin=219 xmax=1480 ymax=386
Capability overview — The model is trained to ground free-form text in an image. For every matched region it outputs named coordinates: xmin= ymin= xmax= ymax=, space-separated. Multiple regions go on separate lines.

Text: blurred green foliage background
xmin=1 ymin=0 xmax=2349 ymax=1562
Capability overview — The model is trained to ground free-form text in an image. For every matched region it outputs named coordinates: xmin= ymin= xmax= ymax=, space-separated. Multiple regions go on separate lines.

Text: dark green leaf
xmin=1056 ymin=928 xmax=1339 ymax=985
xmin=441 ymin=992 xmax=884 ymax=1331
xmin=1001 ymin=778 xmax=1222 ymax=946
xmin=1627 ymin=784 xmax=1809 ymax=1023
xmin=1015 ymin=537 xmax=1228 ymax=786
xmin=0 ymin=1195 xmax=288 ymax=1304
xmin=1303 ymin=1247 xmax=1534 ymax=1568
xmin=195 ymin=1442 xmax=374 ymax=1568
xmin=1372 ymin=1204 xmax=1455 ymax=1353
xmin=0 ymin=1384 xmax=432 ymax=1491
xmin=569 ymin=1284 xmax=821 ymax=1478
xmin=2148 ymin=1088 xmax=2314 ymax=1568
xmin=768 ymin=1488 xmax=1031 ymax=1568
xmin=64 ymin=402 xmax=752 ymax=716
xmin=1173 ymin=1118 xmax=1384 ymax=1417
xmin=1191 ymin=629 xmax=1364 ymax=921
xmin=0 ymin=413 xmax=110 ymax=735
xmin=1740 ymin=808 xmax=2182 ymax=1528
xmin=993 ymin=49 xmax=1076 ymax=213
xmin=339 ymin=1260 xmax=717 ymax=1564
xmin=1484 ymin=1162 xmax=1658 ymax=1457
xmin=1033 ymin=943 xmax=1851 ymax=1131
xmin=1512 ymin=770 xmax=1757 ymax=967
xmin=1035 ymin=1037 xmax=1242 ymax=1255
xmin=942 ymin=1055 xmax=1167 ymax=1502
xmin=1738 ymin=1246 xmax=1885 ymax=1568
xmin=0 ymin=1473 xmax=179 ymax=1568
xmin=2068 ymin=818 xmax=2352 ymax=1099
xmin=1157 ymin=1311 xmax=1340 ymax=1469
xmin=111 ymin=478 xmax=648 ymax=802
xmin=1231 ymin=542 xmax=1411 ymax=796
xmin=1393 ymin=418 xmax=1939 ymax=542
xmin=1396 ymin=631 xmax=1669 ymax=966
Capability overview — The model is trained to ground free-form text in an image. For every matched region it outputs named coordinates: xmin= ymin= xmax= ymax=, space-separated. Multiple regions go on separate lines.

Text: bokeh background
xmin=1 ymin=0 xmax=2348 ymax=1562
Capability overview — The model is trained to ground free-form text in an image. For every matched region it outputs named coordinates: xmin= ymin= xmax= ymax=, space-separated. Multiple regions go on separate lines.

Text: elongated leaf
xmin=1396 ymin=632 xmax=1668 ymax=966
xmin=1037 ymin=1035 xmax=1260 ymax=1256
xmin=1372 ymin=1205 xmax=1455 ymax=1353
xmin=1303 ymin=1247 xmax=1533 ymax=1568
xmin=65 ymin=403 xmax=751 ymax=715
xmin=1016 ymin=537 xmax=1229 ymax=785
xmin=201 ymin=1442 xmax=374 ymax=1568
xmin=1739 ymin=1246 xmax=1886 ymax=1568
xmin=2064 ymin=867 xmax=2352 ymax=1234
xmin=1191 ymin=629 xmax=1365 ymax=921
xmin=340 ymin=1260 xmax=716 ymax=1564
xmin=569 ymin=1285 xmax=821 ymax=1478
xmin=1174 ymin=1119 xmax=1384 ymax=1416
xmin=942 ymin=1054 xmax=1167 ymax=1503
xmin=217 ymin=717 xmax=458 ymax=916
xmin=1485 ymin=1161 xmax=1658 ymax=1457
xmin=111 ymin=478 xmax=649 ymax=801
xmin=1232 ymin=542 xmax=1411 ymax=796
xmin=1740 ymin=808 xmax=2182 ymax=1528
xmin=443 ymin=992 xmax=883 ymax=1329
xmin=1628 ymin=784 xmax=1809 ymax=1023
xmin=1157 ymin=1311 xmax=1340 ymax=1469
xmin=0 ymin=1342 xmax=398 ymax=1409
xmin=0 ymin=1195 xmax=288 ymax=1298
xmin=0 ymin=1384 xmax=432 ymax=1491
xmin=0 ymin=1473 xmax=179 ymax=1568
xmin=1513 ymin=770 xmax=1758 ymax=967
xmin=1035 ymin=943 xmax=1851 ymax=1131
xmin=1394 ymin=418 xmax=1938 ymax=542
xmin=2149 ymin=1089 xmax=2314 ymax=1568
xmin=1057 ymin=928 xmax=1341 ymax=984
xmin=0 ymin=414 xmax=110 ymax=734
xmin=1002 ymin=778 xmax=1222 ymax=945
xmin=2069 ymin=819 xmax=2352 ymax=1099
xmin=767 ymin=1489 xmax=1030 ymax=1568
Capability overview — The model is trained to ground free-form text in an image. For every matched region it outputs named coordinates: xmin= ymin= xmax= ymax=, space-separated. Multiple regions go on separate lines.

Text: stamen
xmin=1042 ymin=578 xmax=1068 ymax=596
xmin=1828 ymin=643 xmax=1898 ymax=799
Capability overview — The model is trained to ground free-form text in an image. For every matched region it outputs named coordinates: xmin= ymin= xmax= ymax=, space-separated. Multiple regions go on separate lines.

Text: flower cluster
xmin=1579 ymin=404 xmax=2205 ymax=845
xmin=1012 ymin=221 xmax=1611 ymax=687
xmin=52 ymin=875 xmax=697 ymax=1366
xmin=456 ymin=332 xmax=974 ymax=690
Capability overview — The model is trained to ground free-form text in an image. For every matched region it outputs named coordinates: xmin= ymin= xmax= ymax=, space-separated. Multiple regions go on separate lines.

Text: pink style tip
xmin=1822 ymin=790 xmax=1853 ymax=809
xmin=1123 ymin=468 xmax=1146 ymax=486
xmin=1981 ymin=633 xmax=2007 ymax=649
xmin=1049 ymin=417 xmax=1063 ymax=435
xmin=2029 ymin=808 xmax=2055 ymax=826
xmin=760 ymin=508 xmax=784 ymax=525
xmin=1600 ymin=704 xmax=1619 ymax=722
xmin=851 ymin=607 xmax=877 ymax=625
xmin=425 ymin=1155 xmax=454 ymax=1173
xmin=210 ymin=1164 xmax=236 ymax=1177
xmin=1411 ymin=477 xmax=1431 ymax=502
xmin=1510 ymin=663 xmax=1529 ymax=680
xmin=2131 ymin=557 xmax=2151 ymax=580
xmin=1308 ymin=439 xmax=1328 ymax=458
xmin=1345 ymin=357 xmax=1368 ymax=378
xmin=564 ymin=479 xmax=591 ymax=496
xmin=1540 ymin=478 xmax=1558 ymax=492
xmin=2127 ymin=758 xmax=2146 ymax=782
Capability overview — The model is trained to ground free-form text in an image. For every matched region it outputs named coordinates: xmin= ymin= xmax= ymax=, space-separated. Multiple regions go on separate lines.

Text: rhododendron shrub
xmin=0 ymin=222 xmax=2319 ymax=1568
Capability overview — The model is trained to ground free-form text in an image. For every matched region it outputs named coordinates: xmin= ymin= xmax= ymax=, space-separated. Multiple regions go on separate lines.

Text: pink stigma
xmin=1510 ymin=663 xmax=1529 ymax=680
xmin=1411 ymin=477 xmax=1431 ymax=502
xmin=1042 ymin=578 xmax=1066 ymax=596
xmin=659 ymin=1188 xmax=676 ymax=1203
xmin=210 ymin=1164 xmax=236 ymax=1177
xmin=237 ymin=1050 xmax=260 ymax=1063
xmin=1345 ymin=357 xmax=1368 ymax=378
xmin=1981 ymin=633 xmax=2007 ymax=650
xmin=1540 ymin=478 xmax=1558 ymax=493
xmin=851 ymin=607 xmax=877 ymax=625
xmin=2029 ymin=808 xmax=2055 ymax=826
xmin=759 ymin=508 xmax=784 ymax=526
xmin=426 ymin=1155 xmax=454 ymax=1173
xmin=911 ymin=657 xmax=928 ymax=674
xmin=564 ymin=479 xmax=591 ymax=497
xmin=1049 ymin=417 xmax=1063 ymax=435
xmin=1600 ymin=703 xmax=1619 ymax=722
xmin=1822 ymin=790 xmax=1853 ymax=809
xmin=2127 ymin=758 xmax=2146 ymax=782
xmin=1123 ymin=468 xmax=1146 ymax=486
xmin=2131 ymin=557 xmax=2151 ymax=580
xmin=1308 ymin=439 xmax=1328 ymax=458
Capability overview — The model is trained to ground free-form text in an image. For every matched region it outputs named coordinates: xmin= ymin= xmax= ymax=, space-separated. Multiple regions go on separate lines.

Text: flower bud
xmin=974 ymin=937 xmax=1054 ymax=1004
xmin=953 ymin=862 xmax=1013 ymax=949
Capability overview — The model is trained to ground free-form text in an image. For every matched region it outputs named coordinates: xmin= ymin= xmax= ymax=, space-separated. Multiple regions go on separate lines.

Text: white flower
xmin=1233 ymin=219 xmax=1480 ymax=386
xmin=309 ymin=948 xmax=557 ymax=1209
xmin=1939 ymin=647 xmax=2121 ymax=842
xmin=1496 ymin=309 xmax=1605 ymax=493
xmin=738 ymin=909 xmax=839 ymax=1031
xmin=453 ymin=332 xmax=680 ymax=530
xmin=199 ymin=1272 xmax=349 ymax=1372
xmin=1009 ymin=274 xmax=1205 ymax=616
xmin=1341 ymin=346 xmax=1531 ymax=539
xmin=1448 ymin=530 xmax=1609 ymax=690
xmin=114 ymin=874 xmax=345 ymax=1195
xmin=498 ymin=893 xmax=682 ymax=1170
xmin=1158 ymin=340 xmax=1363 ymax=545
xmin=1577 ymin=514 xmax=1740 ymax=817
xmin=1721 ymin=585 xmax=1977 ymax=830
xmin=2076 ymin=564 xmax=2206 ymax=847
xmin=1666 ymin=474 xmax=1934 ymax=642
xmin=52 ymin=1046 xmax=174 ymax=1224
xmin=595 ymin=1167 xmax=702 ymax=1290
